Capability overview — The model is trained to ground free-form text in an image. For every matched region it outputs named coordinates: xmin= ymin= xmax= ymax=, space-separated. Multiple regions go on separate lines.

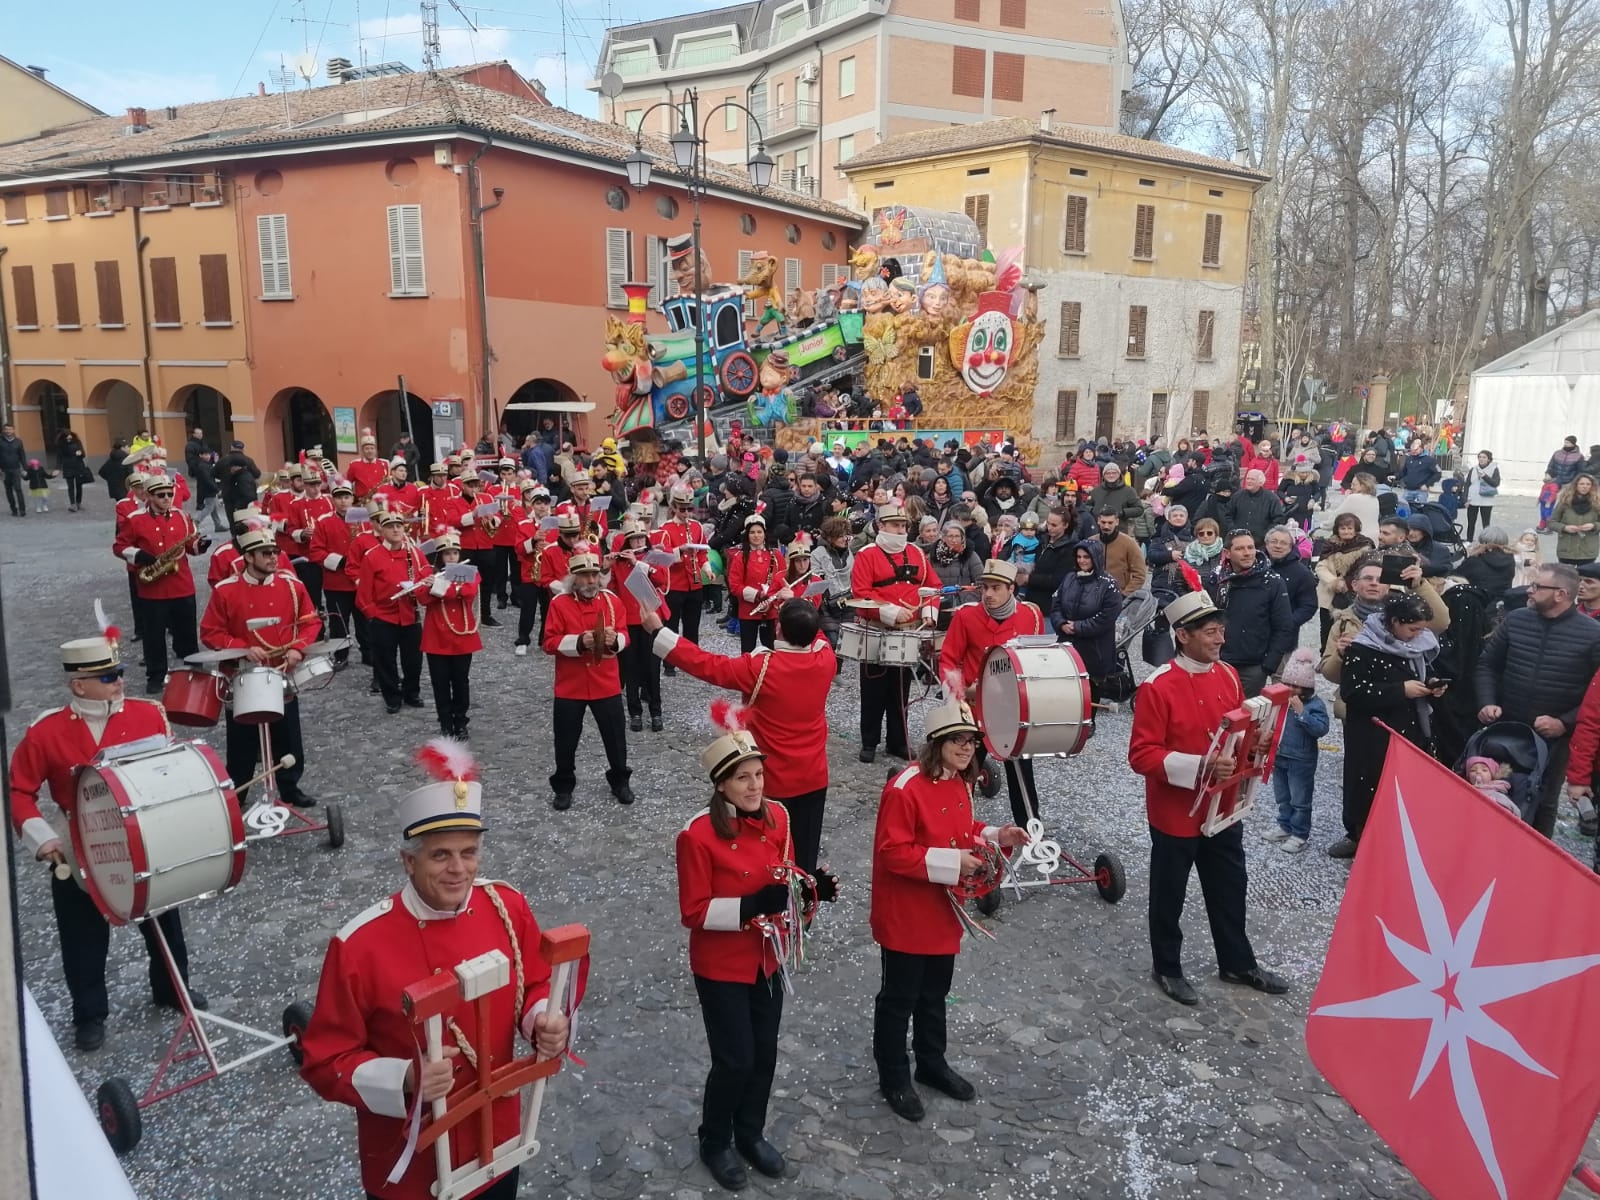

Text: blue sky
xmin=4 ymin=0 xmax=711 ymax=120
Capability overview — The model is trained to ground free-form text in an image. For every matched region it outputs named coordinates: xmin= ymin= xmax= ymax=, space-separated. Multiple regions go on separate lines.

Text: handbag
xmin=1475 ymin=467 xmax=1498 ymax=499
xmin=1142 ymin=619 xmax=1175 ymax=667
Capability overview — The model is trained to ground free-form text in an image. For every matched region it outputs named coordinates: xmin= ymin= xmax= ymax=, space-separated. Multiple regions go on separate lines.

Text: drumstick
xmin=237 ymin=754 xmax=296 ymax=792
xmin=45 ymin=854 xmax=72 ymax=881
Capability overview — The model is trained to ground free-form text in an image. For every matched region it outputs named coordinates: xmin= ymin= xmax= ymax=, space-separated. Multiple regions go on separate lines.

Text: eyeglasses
xmin=1529 ymin=583 xmax=1565 ymax=593
xmin=1196 ymin=530 xmax=1219 ymax=538
xmin=945 ymin=733 xmax=978 ymax=746
xmin=94 ymin=670 xmax=125 ymax=683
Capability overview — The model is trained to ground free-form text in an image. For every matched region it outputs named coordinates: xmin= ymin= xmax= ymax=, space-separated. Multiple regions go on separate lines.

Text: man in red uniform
xmin=309 ymin=482 xmax=365 ymax=665
xmin=1128 ymin=591 xmax=1289 ymax=1006
xmin=201 ymin=522 xmax=322 ymax=806
xmin=536 ymin=510 xmax=583 ymax=600
xmin=299 ymin=742 xmax=570 ymax=1200
xmin=645 ymin=599 xmax=836 ymax=871
xmin=658 ymin=484 xmax=710 ymax=667
xmin=419 ymin=461 xmax=464 ymax=540
xmin=488 ymin=458 xmax=524 ymax=612
xmin=454 ymin=472 xmax=503 ymax=627
xmin=346 ymin=429 xmax=388 ymax=502
xmin=939 ymin=558 xmax=1049 ymax=825
xmin=541 ymin=546 xmax=633 ymax=810
xmin=608 ymin=516 xmax=670 ymax=732
xmin=8 ymin=626 xmax=204 ymax=1050
xmin=289 ymin=469 xmax=333 ymax=616
xmin=374 ymin=458 xmax=422 ymax=520
xmin=512 ymin=481 xmax=552 ymax=654
xmin=358 ymin=511 xmax=428 ymax=713
xmin=851 ymin=502 xmax=939 ymax=762
xmin=114 ymin=471 xmax=151 ymax=643
xmin=269 ymin=464 xmax=307 ymax=560
xmin=113 ymin=475 xmax=208 ymax=694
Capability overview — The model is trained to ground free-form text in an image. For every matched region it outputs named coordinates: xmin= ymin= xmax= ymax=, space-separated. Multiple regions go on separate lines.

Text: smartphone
xmin=1425 ymin=676 xmax=1452 ymax=690
xmin=1379 ymin=553 xmax=1412 ymax=586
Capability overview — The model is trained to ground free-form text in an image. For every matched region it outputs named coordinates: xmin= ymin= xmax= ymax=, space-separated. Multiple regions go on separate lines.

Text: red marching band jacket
xmin=345 ymin=457 xmax=389 ymax=501
xmin=113 ymin=507 xmax=204 ymax=600
xmin=308 ymin=513 xmax=363 ymax=593
xmin=208 ymin=542 xmax=243 ymax=588
xmin=606 ymin=535 xmax=670 ymax=623
xmin=456 ymin=488 xmax=497 ymax=553
xmin=850 ymin=542 xmax=938 ymax=626
xmin=871 ymin=765 xmax=999 ymax=957
xmin=357 ymin=543 xmax=430 ymax=626
xmin=268 ymin=488 xmax=304 ymax=558
xmin=1128 ymin=657 xmax=1245 ymax=837
xmin=492 ymin=491 xmax=525 ymax=550
xmin=419 ymin=486 xmax=466 ymax=540
xmin=536 ymin=537 xmax=577 ymax=593
xmin=725 ymin=547 xmax=787 ymax=622
xmin=416 ymin=574 xmax=482 ymax=655
xmin=289 ymin=494 xmax=334 ymax=555
xmin=373 ymin=481 xmax=422 ymax=517
xmin=200 ymin=570 xmax=322 ymax=667
xmin=512 ymin=514 xmax=546 ymax=585
xmin=656 ymin=517 xmax=709 ymax=593
xmin=541 ymin=589 xmax=627 ymax=700
xmin=676 ymin=802 xmax=794 ymax=983
xmin=938 ymin=601 xmax=1047 ymax=691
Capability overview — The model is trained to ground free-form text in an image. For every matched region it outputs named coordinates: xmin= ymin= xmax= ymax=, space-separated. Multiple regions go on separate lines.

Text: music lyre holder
xmin=240 ymin=700 xmax=342 ymax=847
xmin=401 ymin=924 xmax=590 ymax=1200
xmin=1190 ymin=683 xmax=1292 ymax=837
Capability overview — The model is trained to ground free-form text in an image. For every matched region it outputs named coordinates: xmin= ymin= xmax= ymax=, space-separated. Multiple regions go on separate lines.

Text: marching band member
xmin=783 ymin=534 xmax=822 ymax=610
xmin=345 ymin=428 xmax=387 ymax=501
xmin=374 ymin=458 xmax=421 ymax=518
xmin=540 ymin=544 xmax=634 ymax=810
xmin=299 ymin=739 xmax=569 ymax=1200
xmin=938 ymin=559 xmax=1048 ymax=826
xmin=144 ymin=453 xmax=190 ymax=506
xmin=1128 ymin=592 xmax=1289 ymax=1006
xmin=490 ymin=458 xmax=524 ymax=612
xmin=114 ymin=471 xmax=150 ymax=643
xmin=8 ymin=622 xmax=205 ymax=1051
xmin=113 ymin=474 xmax=207 ymax=694
xmin=658 ymin=484 xmax=710 ymax=670
xmin=512 ymin=480 xmax=553 ymax=655
xmin=455 ymin=471 xmax=499 ymax=626
xmin=851 ymin=502 xmax=939 ymax=763
xmin=872 ymin=697 xmax=1026 ymax=1122
xmin=726 ymin=511 xmax=786 ymax=654
xmin=609 ymin=516 xmax=670 ymax=732
xmin=417 ymin=531 xmax=481 ymax=739
xmin=419 ymin=461 xmax=463 ymax=537
xmin=646 ymin=599 xmax=836 ymax=873
xmin=357 ymin=511 xmax=429 ymax=714
xmin=536 ymin=509 xmax=583 ymax=600
xmin=561 ymin=469 xmax=609 ymax=542
xmin=201 ymin=520 xmax=322 ymax=806
xmin=207 ymin=505 xmax=261 ymax=587
xmin=309 ymin=482 xmax=365 ymax=665
xmin=289 ymin=469 xmax=333 ymax=616
xmin=676 ymin=719 xmax=838 ymax=1192
xmin=269 ymin=463 xmax=306 ymax=561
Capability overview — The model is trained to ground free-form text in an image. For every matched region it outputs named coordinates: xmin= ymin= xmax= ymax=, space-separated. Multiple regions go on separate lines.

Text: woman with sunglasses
xmin=871 ymin=697 xmax=1026 ymax=1122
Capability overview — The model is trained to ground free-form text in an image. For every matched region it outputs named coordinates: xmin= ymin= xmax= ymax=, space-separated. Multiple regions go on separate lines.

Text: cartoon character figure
xmin=919 ymin=282 xmax=952 ymax=319
xmin=860 ymin=276 xmax=890 ymax=313
xmin=886 ymin=277 xmax=916 ymax=315
xmin=601 ymin=315 xmax=653 ymax=413
xmin=814 ymin=287 xmax=838 ymax=323
xmin=949 ymin=291 xmax=1015 ymax=396
xmin=666 ymin=232 xmax=712 ymax=296
xmin=748 ymin=350 xmax=794 ymax=428
xmin=878 ymin=209 xmax=905 ymax=246
xmin=739 ymin=251 xmax=786 ymax=335
xmin=850 ymin=244 xmax=880 ymax=280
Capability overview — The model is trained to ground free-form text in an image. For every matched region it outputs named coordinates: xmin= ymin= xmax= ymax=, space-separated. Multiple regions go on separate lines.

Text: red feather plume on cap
xmin=94 ymin=598 xmax=121 ymax=649
xmin=940 ymin=666 xmax=966 ymax=701
xmin=415 ymin=737 xmax=478 ymax=783
xmin=710 ymin=698 xmax=749 ymax=733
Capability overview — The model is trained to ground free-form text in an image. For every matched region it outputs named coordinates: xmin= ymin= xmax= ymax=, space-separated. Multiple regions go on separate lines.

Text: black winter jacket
xmin=1206 ymin=555 xmax=1294 ymax=671
xmin=1049 ymin=539 xmax=1123 ymax=679
xmin=1456 ymin=548 xmax=1515 ymax=597
xmin=1268 ymin=551 xmax=1318 ymax=631
xmin=1475 ymin=606 xmax=1600 ymax=728
xmin=1024 ymin=534 xmax=1078 ymax=609
xmin=0 ymin=434 xmax=26 ymax=472
xmin=1223 ymin=487 xmax=1286 ymax=545
xmin=1087 ymin=479 xmax=1145 ymax=528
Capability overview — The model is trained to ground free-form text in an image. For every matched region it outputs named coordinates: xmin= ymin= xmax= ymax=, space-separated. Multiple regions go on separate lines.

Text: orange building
xmin=0 ymin=63 xmax=861 ymax=468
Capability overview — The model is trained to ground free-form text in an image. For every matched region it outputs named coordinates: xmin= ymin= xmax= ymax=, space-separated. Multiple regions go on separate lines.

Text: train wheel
xmin=696 ymin=384 xmax=719 ymax=411
xmin=98 ymin=1077 xmax=142 ymax=1156
xmin=282 ymin=1000 xmax=315 ymax=1066
xmin=719 ymin=351 xmax=757 ymax=397
xmin=1094 ymin=852 xmax=1126 ymax=904
xmin=325 ymin=803 xmax=345 ymax=849
xmin=664 ymin=394 xmax=691 ymax=421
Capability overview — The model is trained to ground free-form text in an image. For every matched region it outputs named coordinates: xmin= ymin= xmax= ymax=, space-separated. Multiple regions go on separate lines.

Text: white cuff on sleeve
xmin=324 ymin=553 xmax=343 ymax=571
xmin=430 ymin=576 xmax=450 ymax=596
xmin=459 ymin=514 xmax=473 ymax=527
xmin=878 ymin=603 xmax=904 ymax=626
xmin=980 ymin=824 xmax=1001 ymax=842
xmin=704 ymin=897 xmax=743 ymax=931
xmin=120 ymin=546 xmax=140 ymax=564
xmin=921 ymin=604 xmax=940 ymax=623
xmin=1163 ymin=752 xmax=1204 ymax=789
xmin=21 ymin=817 xmax=59 ymax=858
xmin=741 ymin=587 xmax=759 ymax=602
xmin=614 ymin=629 xmax=629 ymax=652
xmin=925 ymin=846 xmax=962 ymax=885
xmin=518 ymin=997 xmax=550 ymax=1043
xmin=351 ymin=1057 xmax=413 ymax=1119
xmin=557 ymin=634 xmax=582 ymax=657
xmin=652 ymin=627 xmax=682 ymax=659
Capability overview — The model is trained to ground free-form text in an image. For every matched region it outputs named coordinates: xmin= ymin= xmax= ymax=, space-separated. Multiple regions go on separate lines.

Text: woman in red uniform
xmin=417 ymin=530 xmax=482 ymax=738
xmin=725 ymin=512 xmax=786 ymax=654
xmin=871 ymin=697 xmax=1025 ymax=1122
xmin=609 ymin=516 xmax=670 ymax=732
xmin=676 ymin=719 xmax=837 ymax=1191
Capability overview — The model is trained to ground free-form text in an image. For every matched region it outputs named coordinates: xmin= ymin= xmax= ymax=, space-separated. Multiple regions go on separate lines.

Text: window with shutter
xmin=737 ymin=249 xmax=755 ymax=319
xmin=606 ymin=227 xmax=632 ymax=309
xmin=95 ymin=261 xmax=124 ymax=326
xmin=44 ymin=189 xmax=68 ymax=219
xmin=1055 ymin=389 xmax=1078 ymax=442
xmin=1202 ymin=212 xmax=1223 ymax=266
xmin=150 ymin=257 xmax=180 ymax=325
xmin=992 ymin=52 xmax=1024 ymax=102
xmin=1000 ymin=0 xmax=1027 ymax=24
xmin=1149 ymin=392 xmax=1169 ymax=441
xmin=952 ymin=46 xmax=985 ymax=97
xmin=821 ymin=263 xmax=847 ymax=288
xmin=1057 ymin=301 xmax=1081 ymax=357
xmin=52 ymin=264 xmax=79 ymax=327
xmin=3 ymin=194 xmax=24 ymax=223
xmin=954 ymin=0 xmax=980 ymax=18
xmin=785 ymin=256 xmax=801 ymax=299
xmin=1064 ymin=194 xmax=1088 ymax=254
xmin=11 ymin=266 xmax=38 ymax=328
xmin=387 ymin=204 xmax=426 ymax=296
xmin=200 ymin=254 xmax=232 ymax=325
xmin=964 ymin=194 xmax=990 ymax=244
xmin=1197 ymin=309 xmax=1216 ymax=360
xmin=1126 ymin=305 xmax=1147 ymax=358
xmin=646 ymin=234 xmax=663 ymax=305
xmin=1133 ymin=205 xmax=1155 ymax=259
xmin=1191 ymin=390 xmax=1210 ymax=435
xmin=257 ymin=213 xmax=292 ymax=299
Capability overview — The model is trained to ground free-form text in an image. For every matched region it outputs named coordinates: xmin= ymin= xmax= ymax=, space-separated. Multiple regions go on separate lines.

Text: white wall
xmin=1465 ymin=374 xmax=1600 ymax=497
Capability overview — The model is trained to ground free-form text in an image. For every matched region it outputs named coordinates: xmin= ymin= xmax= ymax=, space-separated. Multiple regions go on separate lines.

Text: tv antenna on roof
xmin=270 ymin=60 xmax=297 ymax=126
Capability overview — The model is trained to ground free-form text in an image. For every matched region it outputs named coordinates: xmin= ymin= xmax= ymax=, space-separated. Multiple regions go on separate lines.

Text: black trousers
xmin=667 ymin=589 xmax=704 ymax=646
xmin=51 ymin=873 xmax=189 ymax=1026
xmin=468 ymin=549 xmax=497 ymax=619
xmin=978 ymin=748 xmax=1039 ymax=826
xmin=774 ymin=787 xmax=827 ymax=874
xmin=2 ymin=468 xmax=22 ymax=515
xmin=516 ymin=580 xmax=551 ymax=646
xmin=1533 ymin=734 xmax=1571 ymax=838
xmin=739 ymin=618 xmax=776 ymax=654
xmin=138 ymin=592 xmax=199 ymax=690
xmin=226 ymin=697 xmax=307 ymax=800
xmin=66 ymin=476 xmax=86 ymax=508
xmin=1147 ymin=821 xmax=1256 ymax=979
xmin=323 ymin=588 xmax=359 ymax=663
xmin=873 ymin=948 xmax=954 ymax=1090
xmin=621 ymin=623 xmax=662 ymax=717
xmin=859 ymin=663 xmax=912 ymax=756
xmin=292 ymin=560 xmax=324 ymax=617
xmin=369 ymin=619 xmax=423 ymax=704
xmin=693 ymin=974 xmax=784 ymax=1149
xmin=369 ymin=1170 xmax=518 ymax=1200
xmin=492 ymin=547 xmax=516 ymax=604
xmin=1465 ymin=504 xmax=1493 ymax=540
xmin=125 ymin=572 xmax=145 ymax=642
xmin=427 ymin=652 xmax=472 ymax=732
xmin=550 ymin=694 xmax=630 ymax=796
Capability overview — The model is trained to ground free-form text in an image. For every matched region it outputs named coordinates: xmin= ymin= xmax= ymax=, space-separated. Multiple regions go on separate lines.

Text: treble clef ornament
xmin=244 ymin=800 xmax=291 ymax=840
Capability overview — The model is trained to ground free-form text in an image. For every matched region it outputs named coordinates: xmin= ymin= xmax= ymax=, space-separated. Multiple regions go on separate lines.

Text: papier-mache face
xmin=960 ymin=305 xmax=1013 ymax=395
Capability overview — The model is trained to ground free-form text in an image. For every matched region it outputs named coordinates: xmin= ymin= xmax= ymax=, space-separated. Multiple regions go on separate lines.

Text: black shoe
xmin=283 ymin=792 xmax=318 ymax=808
xmin=858 ymin=746 xmax=876 ymax=763
xmin=663 ymin=664 xmax=677 ymax=677
xmin=700 ymin=1142 xmax=748 ymax=1191
xmin=735 ymin=1137 xmax=785 ymax=1178
xmin=1327 ymin=836 xmax=1359 ymax=859
xmin=370 ymin=681 xmax=382 ymax=695
xmin=629 ymin=714 xmax=644 ymax=733
xmin=1219 ymin=966 xmax=1290 ymax=995
xmin=1154 ymin=972 xmax=1199 ymax=1006
xmin=613 ymin=785 xmax=636 ymax=806
xmin=881 ymin=1085 xmax=925 ymax=1122
xmin=75 ymin=1020 xmax=106 ymax=1051
xmin=886 ymin=745 xmax=911 ymax=761
xmin=403 ymin=696 xmax=424 ymax=708
xmin=650 ymin=714 xmax=664 ymax=732
xmin=497 ymin=599 xmax=508 ymax=610
xmin=131 ymin=631 xmax=142 ymax=643
xmin=386 ymin=703 xmax=402 ymax=715
xmin=482 ymin=614 xmax=501 ymax=627
xmin=914 ymin=1063 xmax=976 ymax=1101
xmin=551 ymin=792 xmax=573 ymax=811
xmin=155 ymin=989 xmax=208 ymax=1012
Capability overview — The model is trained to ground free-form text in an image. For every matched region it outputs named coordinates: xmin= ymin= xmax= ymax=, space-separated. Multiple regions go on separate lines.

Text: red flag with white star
xmin=1307 ymin=732 xmax=1600 ymax=1200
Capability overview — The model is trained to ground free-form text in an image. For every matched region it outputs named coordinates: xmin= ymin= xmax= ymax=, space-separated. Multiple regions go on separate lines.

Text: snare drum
xmin=230 ymin=665 xmax=286 ymax=724
xmin=976 ymin=641 xmax=1093 ymax=759
xmin=838 ymin=621 xmax=882 ymax=663
xmin=287 ymin=654 xmax=335 ymax=694
xmin=162 ymin=668 xmax=225 ymax=728
xmin=880 ymin=629 xmax=925 ymax=667
xmin=71 ymin=742 xmax=245 ymax=924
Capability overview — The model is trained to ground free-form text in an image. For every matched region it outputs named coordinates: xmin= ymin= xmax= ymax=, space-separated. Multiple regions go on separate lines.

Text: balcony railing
xmin=766 ymin=101 xmax=820 ymax=138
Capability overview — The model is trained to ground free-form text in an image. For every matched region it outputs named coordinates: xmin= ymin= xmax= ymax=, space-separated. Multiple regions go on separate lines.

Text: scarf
xmin=1212 ymin=553 xmax=1268 ymax=606
xmin=1184 ymin=537 xmax=1223 ymax=568
xmin=1573 ymin=494 xmax=1594 ymax=515
xmin=877 ymin=531 xmax=908 ymax=554
xmin=1352 ymin=610 xmax=1440 ymax=736
xmin=986 ymin=596 xmax=1017 ymax=621
xmin=932 ymin=540 xmax=962 ymax=567
xmin=1350 ymin=592 xmax=1387 ymax=621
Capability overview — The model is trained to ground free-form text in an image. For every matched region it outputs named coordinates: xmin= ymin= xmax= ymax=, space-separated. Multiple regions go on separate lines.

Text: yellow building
xmin=0 ymin=56 xmax=101 ymax=144
xmin=843 ymin=115 xmax=1268 ymax=452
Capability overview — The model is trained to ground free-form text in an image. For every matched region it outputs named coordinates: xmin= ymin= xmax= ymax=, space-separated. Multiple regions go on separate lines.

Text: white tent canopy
xmin=1466 ymin=309 xmax=1600 ymax=496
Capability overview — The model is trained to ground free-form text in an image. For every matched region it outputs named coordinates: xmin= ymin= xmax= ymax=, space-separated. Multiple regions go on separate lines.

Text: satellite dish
xmin=293 ymin=54 xmax=318 ymax=82
xmin=599 ymin=72 xmax=625 ymax=99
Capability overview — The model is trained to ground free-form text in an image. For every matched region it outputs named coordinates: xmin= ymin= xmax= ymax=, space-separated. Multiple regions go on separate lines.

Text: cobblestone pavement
xmin=4 ymin=491 xmax=1597 ymax=1200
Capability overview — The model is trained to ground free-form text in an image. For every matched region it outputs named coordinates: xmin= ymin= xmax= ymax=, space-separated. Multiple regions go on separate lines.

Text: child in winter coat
xmin=1512 ymin=528 xmax=1543 ymax=588
xmin=1262 ymin=648 xmax=1329 ymax=852
xmin=24 ymin=459 xmax=50 ymax=512
xmin=1538 ymin=476 xmax=1560 ymax=531
xmin=1462 ymin=755 xmax=1519 ymax=818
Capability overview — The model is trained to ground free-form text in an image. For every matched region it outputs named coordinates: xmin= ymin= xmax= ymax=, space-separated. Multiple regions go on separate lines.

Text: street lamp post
xmin=625 ymin=87 xmax=774 ymax=464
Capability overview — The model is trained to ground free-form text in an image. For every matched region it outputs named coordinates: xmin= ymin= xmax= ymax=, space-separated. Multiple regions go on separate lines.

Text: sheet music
xmin=588 ymin=498 xmax=612 ymax=514
xmin=539 ymin=515 xmax=560 ymax=531
xmin=474 ymin=502 xmax=501 ymax=519
xmin=802 ymin=578 xmax=829 ymax=598
xmin=345 ymin=507 xmax=370 ymax=523
xmin=443 ymin=563 xmax=479 ymax=583
xmin=644 ymin=549 xmax=678 ymax=568
xmin=623 ymin=569 xmax=663 ymax=614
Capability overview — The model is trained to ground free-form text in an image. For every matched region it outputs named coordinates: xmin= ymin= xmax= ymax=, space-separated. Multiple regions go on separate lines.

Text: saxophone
xmin=139 ymin=513 xmax=199 ymax=582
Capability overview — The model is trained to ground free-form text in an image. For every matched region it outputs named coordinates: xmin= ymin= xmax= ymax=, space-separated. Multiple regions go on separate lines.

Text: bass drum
xmin=976 ymin=641 xmax=1093 ymax=760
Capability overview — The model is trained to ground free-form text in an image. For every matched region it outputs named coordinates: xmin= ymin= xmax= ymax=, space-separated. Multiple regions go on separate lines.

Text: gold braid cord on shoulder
xmin=443 ymin=883 xmax=526 ymax=1072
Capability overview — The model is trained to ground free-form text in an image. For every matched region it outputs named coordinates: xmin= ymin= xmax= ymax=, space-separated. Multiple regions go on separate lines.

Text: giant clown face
xmin=957 ymin=292 xmax=1015 ymax=396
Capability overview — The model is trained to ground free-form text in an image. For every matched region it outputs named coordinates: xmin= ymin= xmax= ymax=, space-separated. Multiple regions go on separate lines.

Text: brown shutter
xmin=992 ymin=52 xmax=1024 ymax=101
xmin=952 ymin=46 xmax=985 ymax=97
xmin=1203 ymin=213 xmax=1223 ymax=266
xmin=1127 ymin=305 xmax=1147 ymax=358
xmin=11 ymin=266 xmax=38 ymax=327
xmin=1064 ymin=194 xmax=1087 ymax=253
xmin=52 ymin=264 xmax=79 ymax=326
xmin=3 ymin=194 xmax=24 ymax=222
xmin=1197 ymin=309 xmax=1216 ymax=359
xmin=964 ymin=193 xmax=990 ymax=243
xmin=1055 ymin=389 xmax=1078 ymax=441
xmin=44 ymin=189 xmax=68 ymax=218
xmin=199 ymin=254 xmax=232 ymax=324
xmin=1192 ymin=390 xmax=1210 ymax=435
xmin=1057 ymin=301 xmax=1081 ymax=356
xmin=954 ymin=0 xmax=980 ymax=18
xmin=150 ymin=257 xmax=180 ymax=324
xmin=95 ymin=261 xmax=124 ymax=326
xmin=1133 ymin=204 xmax=1155 ymax=259
xmin=1000 ymin=0 xmax=1027 ymax=26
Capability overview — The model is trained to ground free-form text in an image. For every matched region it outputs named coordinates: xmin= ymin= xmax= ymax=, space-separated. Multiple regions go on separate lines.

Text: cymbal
xmin=304 ymin=638 xmax=352 ymax=657
xmin=186 ymin=648 xmax=251 ymax=666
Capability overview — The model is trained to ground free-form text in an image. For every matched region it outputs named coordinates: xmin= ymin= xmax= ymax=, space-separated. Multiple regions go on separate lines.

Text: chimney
xmin=1232 ymin=146 xmax=1250 ymax=166
xmin=258 ymin=82 xmax=268 ymax=97
xmin=25 ymin=65 xmax=47 ymax=80
xmin=1039 ymin=108 xmax=1056 ymax=133
xmin=124 ymin=107 xmax=149 ymax=135
xmin=165 ymin=105 xmax=178 ymax=121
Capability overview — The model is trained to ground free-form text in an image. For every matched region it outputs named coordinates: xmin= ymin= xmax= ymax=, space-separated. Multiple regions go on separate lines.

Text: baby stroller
xmin=1414 ymin=500 xmax=1467 ymax=557
xmin=1106 ymin=588 xmax=1161 ymax=706
xmin=1453 ymin=722 xmax=1548 ymax=825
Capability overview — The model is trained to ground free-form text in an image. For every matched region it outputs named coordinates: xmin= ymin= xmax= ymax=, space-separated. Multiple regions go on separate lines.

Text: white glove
xmin=741 ymin=587 xmax=760 ymax=602
xmin=292 ymin=529 xmax=308 ymax=543
xmin=324 ymin=553 xmax=343 ymax=571
xmin=430 ymin=575 xmax=450 ymax=596
xmin=459 ymin=514 xmax=473 ymax=527
xmin=878 ymin=602 xmax=906 ymax=626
